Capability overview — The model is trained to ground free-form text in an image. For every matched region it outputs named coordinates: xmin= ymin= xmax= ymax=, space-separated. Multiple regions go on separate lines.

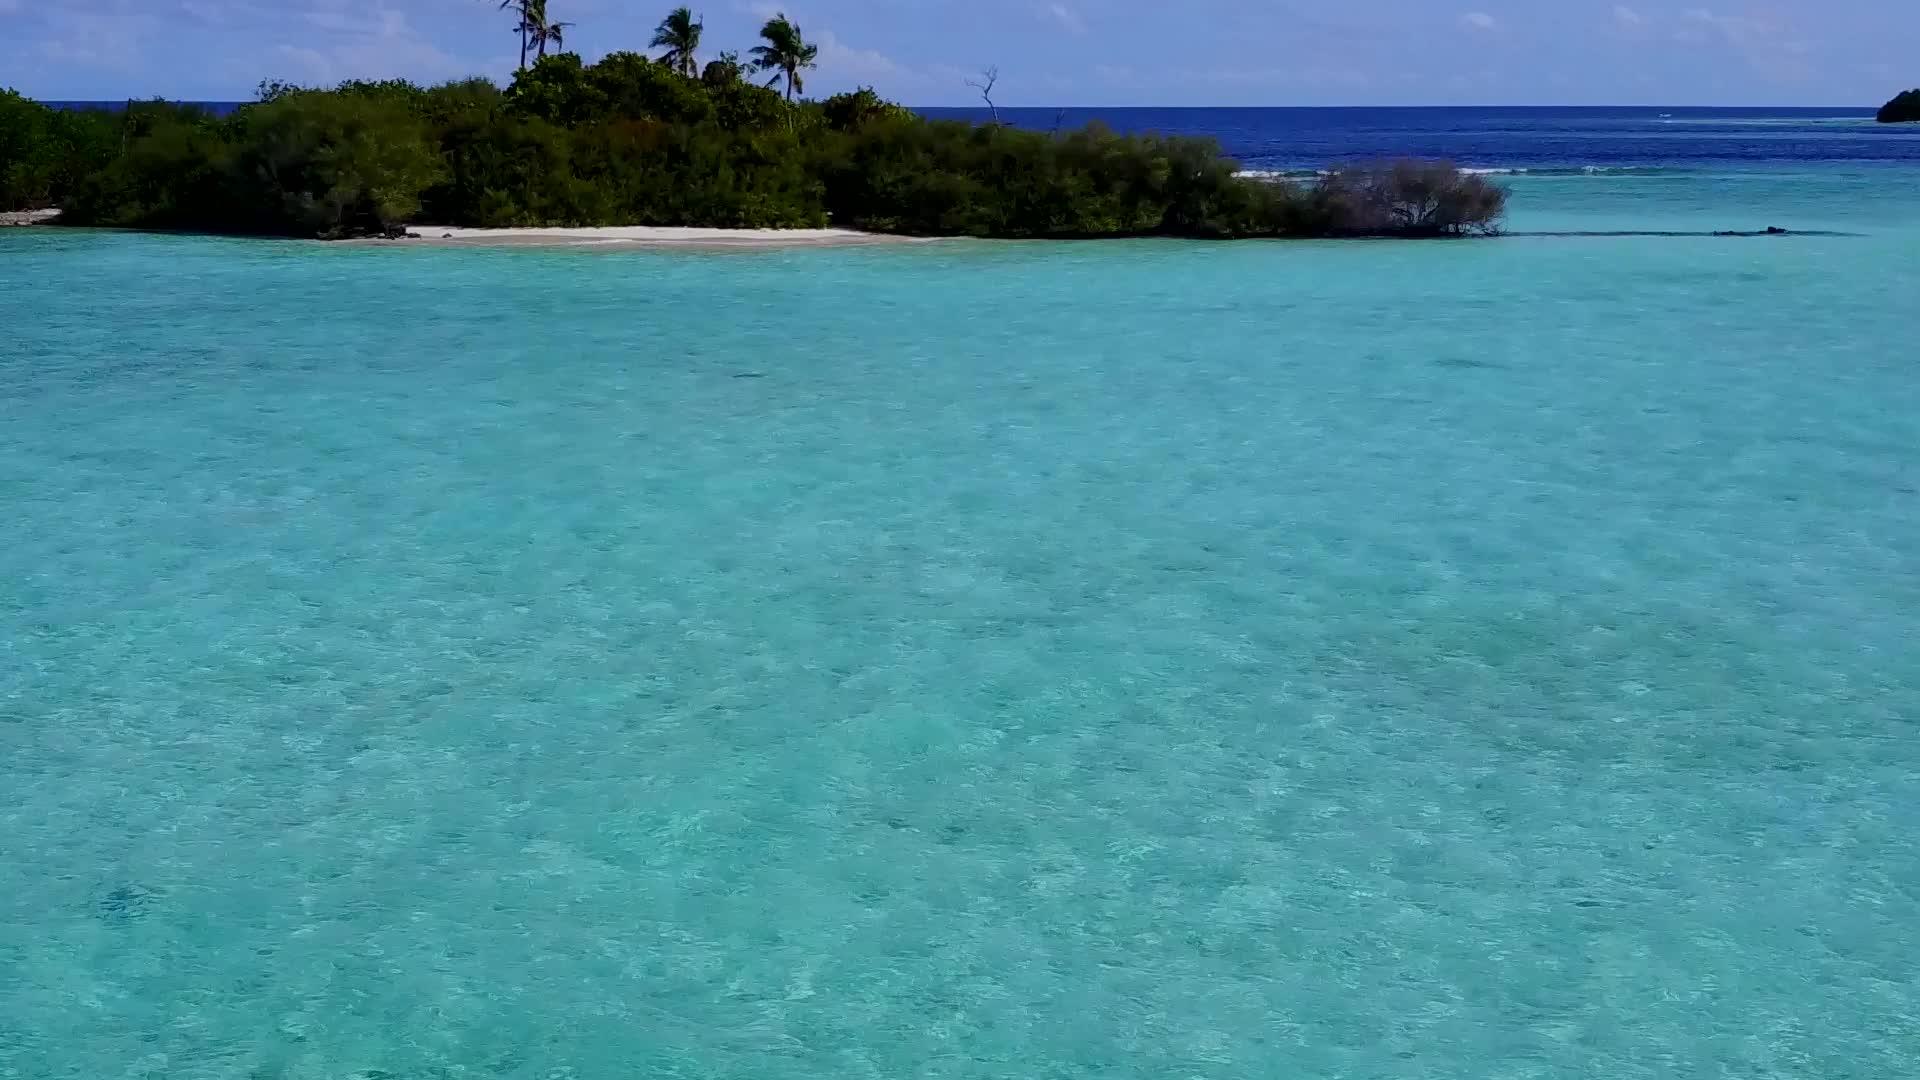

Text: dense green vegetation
xmin=1878 ymin=89 xmax=1920 ymax=124
xmin=0 ymin=89 xmax=123 ymax=211
xmin=0 ymin=9 xmax=1506 ymax=240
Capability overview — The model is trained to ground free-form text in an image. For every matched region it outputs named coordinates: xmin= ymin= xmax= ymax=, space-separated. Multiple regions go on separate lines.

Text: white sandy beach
xmin=366 ymin=225 xmax=933 ymax=249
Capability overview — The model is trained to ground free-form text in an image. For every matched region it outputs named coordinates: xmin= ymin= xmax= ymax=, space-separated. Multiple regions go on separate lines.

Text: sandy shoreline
xmin=0 ymin=209 xmax=62 ymax=226
xmin=353 ymin=225 xmax=935 ymax=249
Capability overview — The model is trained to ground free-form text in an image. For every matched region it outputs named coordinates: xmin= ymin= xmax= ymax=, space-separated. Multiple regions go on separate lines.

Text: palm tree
xmin=531 ymin=18 xmax=572 ymax=57
xmin=524 ymin=0 xmax=573 ymax=58
xmin=651 ymin=7 xmax=703 ymax=77
xmin=499 ymin=0 xmax=531 ymax=70
xmin=749 ymin=13 xmax=818 ymax=101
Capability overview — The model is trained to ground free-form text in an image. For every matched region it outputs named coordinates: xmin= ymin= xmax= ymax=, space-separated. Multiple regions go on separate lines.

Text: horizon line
xmin=31 ymin=97 xmax=1881 ymax=111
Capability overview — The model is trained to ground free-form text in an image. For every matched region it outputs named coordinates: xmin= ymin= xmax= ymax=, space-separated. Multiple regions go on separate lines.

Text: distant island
xmin=0 ymin=5 xmax=1505 ymax=241
xmin=1878 ymin=89 xmax=1920 ymax=123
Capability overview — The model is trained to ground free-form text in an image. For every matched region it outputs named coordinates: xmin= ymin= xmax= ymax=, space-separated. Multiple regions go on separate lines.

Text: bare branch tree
xmin=965 ymin=66 xmax=1000 ymax=125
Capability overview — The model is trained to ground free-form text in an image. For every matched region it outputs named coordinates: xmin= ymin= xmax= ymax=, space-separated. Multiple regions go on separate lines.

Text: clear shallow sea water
xmin=4 ymin=112 xmax=1920 ymax=1078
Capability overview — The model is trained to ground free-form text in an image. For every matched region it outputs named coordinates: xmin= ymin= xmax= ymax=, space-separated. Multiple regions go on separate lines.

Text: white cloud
xmin=274 ymin=7 xmax=468 ymax=85
xmin=814 ymin=30 xmax=900 ymax=80
xmin=33 ymin=11 xmax=157 ymax=70
xmin=1153 ymin=65 xmax=1373 ymax=90
xmin=1676 ymin=8 xmax=1813 ymax=81
xmin=1680 ymin=7 xmax=1784 ymax=45
xmin=1044 ymin=3 xmax=1086 ymax=35
xmin=1461 ymin=11 xmax=1497 ymax=31
xmin=1612 ymin=5 xmax=1643 ymax=27
xmin=1686 ymin=8 xmax=1805 ymax=50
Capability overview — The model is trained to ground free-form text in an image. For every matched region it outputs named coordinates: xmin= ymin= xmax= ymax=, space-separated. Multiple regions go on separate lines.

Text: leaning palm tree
xmin=749 ymin=13 xmax=818 ymax=101
xmin=650 ymin=7 xmax=703 ymax=77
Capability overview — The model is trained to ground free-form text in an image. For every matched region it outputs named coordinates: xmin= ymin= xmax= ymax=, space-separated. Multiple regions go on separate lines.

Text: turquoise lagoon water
xmin=3 ymin=166 xmax=1919 ymax=1078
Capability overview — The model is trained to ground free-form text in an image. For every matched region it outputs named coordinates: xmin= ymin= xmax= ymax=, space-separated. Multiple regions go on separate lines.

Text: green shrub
xmin=0 ymin=90 xmax=122 ymax=210
xmin=1313 ymin=160 xmax=1507 ymax=236
xmin=60 ymin=90 xmax=445 ymax=236
xmin=818 ymin=88 xmax=911 ymax=133
xmin=62 ymin=107 xmax=233 ymax=228
xmin=584 ymin=51 xmax=715 ymax=125
xmin=426 ymin=113 xmax=580 ymax=226
xmin=228 ymin=91 xmax=446 ymax=236
xmin=701 ymin=51 xmax=746 ymax=89
xmin=503 ymin=53 xmax=606 ymax=127
xmin=0 ymin=90 xmax=60 ymax=208
xmin=819 ymin=119 xmax=1301 ymax=238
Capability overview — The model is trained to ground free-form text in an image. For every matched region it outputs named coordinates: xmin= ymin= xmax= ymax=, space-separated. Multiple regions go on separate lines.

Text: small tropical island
xmin=1877 ymin=89 xmax=1920 ymax=124
xmin=0 ymin=4 xmax=1505 ymax=242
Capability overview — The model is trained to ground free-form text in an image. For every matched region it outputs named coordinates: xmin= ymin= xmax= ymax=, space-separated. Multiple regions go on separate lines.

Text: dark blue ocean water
xmin=923 ymin=106 xmax=1917 ymax=171
xmin=50 ymin=101 xmax=1920 ymax=172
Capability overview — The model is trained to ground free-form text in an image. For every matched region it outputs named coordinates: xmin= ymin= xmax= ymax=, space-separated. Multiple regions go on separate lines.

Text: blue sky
xmin=0 ymin=1 xmax=1910 ymax=106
